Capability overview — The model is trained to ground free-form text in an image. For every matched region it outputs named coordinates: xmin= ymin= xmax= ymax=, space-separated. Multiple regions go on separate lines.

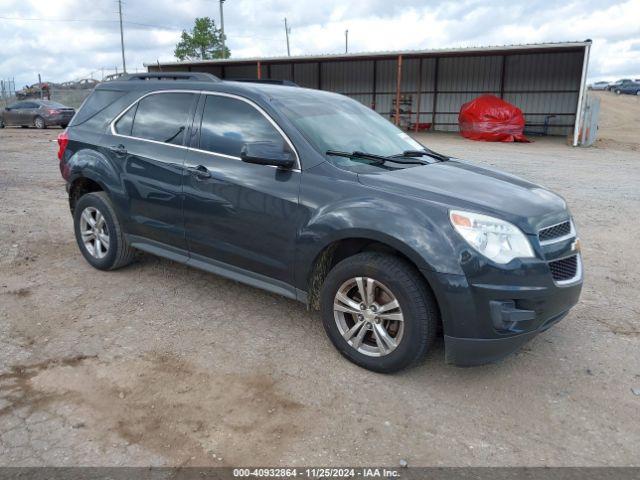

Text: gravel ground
xmin=1 ymin=125 xmax=639 ymax=467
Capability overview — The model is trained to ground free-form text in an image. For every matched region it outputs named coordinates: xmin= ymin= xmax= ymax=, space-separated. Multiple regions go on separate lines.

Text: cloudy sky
xmin=1 ymin=0 xmax=639 ymax=87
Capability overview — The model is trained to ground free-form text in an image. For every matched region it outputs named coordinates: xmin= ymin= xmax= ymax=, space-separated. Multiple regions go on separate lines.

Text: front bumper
xmin=422 ymin=254 xmax=583 ymax=366
xmin=443 ymin=310 xmax=570 ymax=366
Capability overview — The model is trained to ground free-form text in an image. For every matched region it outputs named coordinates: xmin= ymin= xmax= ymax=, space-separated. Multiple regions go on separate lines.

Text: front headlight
xmin=449 ymin=210 xmax=535 ymax=264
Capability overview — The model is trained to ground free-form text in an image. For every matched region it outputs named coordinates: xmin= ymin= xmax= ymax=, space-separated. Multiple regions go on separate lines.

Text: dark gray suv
xmin=57 ymin=73 xmax=583 ymax=372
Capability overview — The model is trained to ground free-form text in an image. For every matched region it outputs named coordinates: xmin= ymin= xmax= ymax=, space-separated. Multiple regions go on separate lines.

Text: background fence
xmin=0 ymin=67 xmax=136 ymax=109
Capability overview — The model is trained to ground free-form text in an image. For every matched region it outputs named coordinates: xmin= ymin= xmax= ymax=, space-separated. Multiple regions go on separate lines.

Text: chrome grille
xmin=539 ymin=221 xmax=572 ymax=243
xmin=549 ymin=255 xmax=578 ymax=282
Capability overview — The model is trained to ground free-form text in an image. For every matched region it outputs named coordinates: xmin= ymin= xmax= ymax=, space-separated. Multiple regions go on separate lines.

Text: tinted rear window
xmin=70 ymin=89 xmax=126 ymax=126
xmin=131 ymin=92 xmax=196 ymax=145
xmin=114 ymin=103 xmax=137 ymax=136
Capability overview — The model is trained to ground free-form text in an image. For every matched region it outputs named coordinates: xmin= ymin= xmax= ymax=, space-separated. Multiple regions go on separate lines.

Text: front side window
xmin=118 ymin=92 xmax=195 ymax=145
xmin=199 ymin=95 xmax=287 ymax=157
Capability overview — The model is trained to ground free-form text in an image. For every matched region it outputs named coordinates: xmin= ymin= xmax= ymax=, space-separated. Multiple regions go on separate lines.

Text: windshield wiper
xmin=326 ymin=150 xmax=428 ymax=165
xmin=392 ymin=149 xmax=449 ymax=162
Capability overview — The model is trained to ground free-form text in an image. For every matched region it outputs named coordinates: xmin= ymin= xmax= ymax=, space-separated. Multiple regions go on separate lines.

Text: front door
xmin=182 ymin=93 xmax=303 ymax=287
xmin=109 ymin=91 xmax=198 ymax=249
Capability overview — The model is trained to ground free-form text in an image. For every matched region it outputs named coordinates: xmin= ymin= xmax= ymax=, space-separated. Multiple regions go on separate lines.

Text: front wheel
xmin=320 ymin=252 xmax=438 ymax=373
xmin=615 ymin=90 xmax=621 ymax=95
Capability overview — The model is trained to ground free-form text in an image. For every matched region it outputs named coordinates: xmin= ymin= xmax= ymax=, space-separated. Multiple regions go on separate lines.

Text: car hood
xmin=357 ymin=160 xmax=568 ymax=234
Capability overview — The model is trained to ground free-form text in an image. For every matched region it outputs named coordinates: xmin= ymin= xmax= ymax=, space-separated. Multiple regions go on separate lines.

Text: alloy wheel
xmin=79 ymin=206 xmax=110 ymax=259
xmin=333 ymin=277 xmax=404 ymax=357
xmin=34 ymin=117 xmax=45 ymax=129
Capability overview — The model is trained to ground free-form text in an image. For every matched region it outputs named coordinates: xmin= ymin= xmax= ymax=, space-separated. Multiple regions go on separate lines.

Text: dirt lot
xmin=591 ymin=90 xmax=640 ymax=151
xmin=1 ymin=101 xmax=640 ymax=466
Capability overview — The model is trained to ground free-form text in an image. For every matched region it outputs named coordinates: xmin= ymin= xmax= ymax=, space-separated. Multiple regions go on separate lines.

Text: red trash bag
xmin=458 ymin=95 xmax=529 ymax=142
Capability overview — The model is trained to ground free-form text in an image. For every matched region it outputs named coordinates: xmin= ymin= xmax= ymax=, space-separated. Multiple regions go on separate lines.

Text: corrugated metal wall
xmin=150 ymin=49 xmax=584 ymax=136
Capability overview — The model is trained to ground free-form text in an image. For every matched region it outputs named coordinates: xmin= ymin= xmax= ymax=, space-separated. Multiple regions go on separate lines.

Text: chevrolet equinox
xmin=58 ymin=72 xmax=583 ymax=372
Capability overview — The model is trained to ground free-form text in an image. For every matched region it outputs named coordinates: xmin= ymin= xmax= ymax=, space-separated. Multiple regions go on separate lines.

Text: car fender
xmin=65 ymin=147 xmax=128 ymax=218
xmin=295 ymin=195 xmax=464 ymax=291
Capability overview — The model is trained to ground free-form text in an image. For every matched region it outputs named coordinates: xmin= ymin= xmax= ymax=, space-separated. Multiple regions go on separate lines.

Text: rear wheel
xmin=615 ymin=90 xmax=621 ymax=95
xmin=320 ymin=252 xmax=438 ymax=373
xmin=34 ymin=116 xmax=46 ymax=129
xmin=73 ymin=192 xmax=135 ymax=271
xmin=0 ymin=118 xmax=4 ymax=128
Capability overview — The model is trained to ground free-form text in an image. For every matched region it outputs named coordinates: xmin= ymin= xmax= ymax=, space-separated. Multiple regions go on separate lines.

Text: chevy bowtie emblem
xmin=571 ymin=239 xmax=581 ymax=252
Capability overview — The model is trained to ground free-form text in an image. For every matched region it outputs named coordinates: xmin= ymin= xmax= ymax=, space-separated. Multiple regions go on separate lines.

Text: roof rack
xmin=119 ymin=72 xmax=220 ymax=82
xmin=227 ymin=78 xmax=299 ymax=87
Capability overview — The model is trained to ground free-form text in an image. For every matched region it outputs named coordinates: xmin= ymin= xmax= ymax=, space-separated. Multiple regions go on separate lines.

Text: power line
xmin=0 ymin=14 xmax=273 ymax=39
xmin=0 ymin=15 xmax=179 ymax=31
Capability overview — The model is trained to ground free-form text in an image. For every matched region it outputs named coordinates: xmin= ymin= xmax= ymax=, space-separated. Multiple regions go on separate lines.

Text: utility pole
xmin=284 ymin=17 xmax=291 ymax=56
xmin=345 ymin=29 xmax=348 ymax=54
xmin=118 ymin=0 xmax=127 ymax=73
xmin=219 ymin=0 xmax=226 ymax=59
xmin=38 ymin=73 xmax=43 ymax=99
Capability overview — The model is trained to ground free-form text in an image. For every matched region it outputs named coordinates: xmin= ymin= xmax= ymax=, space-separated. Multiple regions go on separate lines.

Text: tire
xmin=615 ymin=90 xmax=621 ymax=95
xmin=636 ymin=91 xmax=640 ymax=96
xmin=320 ymin=252 xmax=438 ymax=373
xmin=0 ymin=119 xmax=4 ymax=128
xmin=34 ymin=116 xmax=46 ymax=129
xmin=61 ymin=123 xmax=68 ymax=129
xmin=73 ymin=192 xmax=135 ymax=271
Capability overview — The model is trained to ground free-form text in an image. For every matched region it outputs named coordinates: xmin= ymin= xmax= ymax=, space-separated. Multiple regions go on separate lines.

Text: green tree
xmin=174 ymin=17 xmax=230 ymax=61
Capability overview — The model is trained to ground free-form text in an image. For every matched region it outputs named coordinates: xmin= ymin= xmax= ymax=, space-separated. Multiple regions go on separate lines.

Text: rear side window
xmin=131 ymin=93 xmax=195 ymax=145
xmin=199 ymin=95 xmax=286 ymax=157
xmin=70 ymin=89 xmax=126 ymax=126
xmin=114 ymin=103 xmax=137 ymax=136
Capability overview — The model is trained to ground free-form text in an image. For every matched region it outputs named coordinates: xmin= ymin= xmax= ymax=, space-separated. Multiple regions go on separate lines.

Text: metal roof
xmin=145 ymin=41 xmax=591 ymax=67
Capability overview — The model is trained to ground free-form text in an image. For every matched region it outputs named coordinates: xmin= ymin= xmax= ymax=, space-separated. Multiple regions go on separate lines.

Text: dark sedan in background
xmin=0 ymin=100 xmax=75 ymax=129
xmin=613 ymin=82 xmax=640 ymax=95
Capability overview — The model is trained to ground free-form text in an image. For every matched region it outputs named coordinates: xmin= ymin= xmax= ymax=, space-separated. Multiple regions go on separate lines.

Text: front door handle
xmin=187 ymin=164 xmax=212 ymax=179
xmin=109 ymin=144 xmax=127 ymax=156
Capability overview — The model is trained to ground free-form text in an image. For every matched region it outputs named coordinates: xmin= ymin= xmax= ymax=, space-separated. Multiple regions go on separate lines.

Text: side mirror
xmin=240 ymin=141 xmax=295 ymax=169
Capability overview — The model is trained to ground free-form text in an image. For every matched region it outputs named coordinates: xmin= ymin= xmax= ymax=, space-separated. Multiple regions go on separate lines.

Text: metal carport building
xmin=146 ymin=41 xmax=591 ymax=146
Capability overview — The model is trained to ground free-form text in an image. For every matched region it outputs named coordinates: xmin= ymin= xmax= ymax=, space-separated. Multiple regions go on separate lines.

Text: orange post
xmin=395 ymin=55 xmax=403 ymax=126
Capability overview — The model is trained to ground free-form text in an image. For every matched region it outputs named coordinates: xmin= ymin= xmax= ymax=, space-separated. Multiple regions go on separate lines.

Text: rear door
xmin=182 ymin=93 xmax=303 ymax=286
xmin=4 ymin=102 xmax=27 ymax=125
xmin=109 ymin=90 xmax=198 ymax=249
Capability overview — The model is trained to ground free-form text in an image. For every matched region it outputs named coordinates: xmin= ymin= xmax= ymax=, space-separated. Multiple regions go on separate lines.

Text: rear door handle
xmin=186 ymin=164 xmax=212 ymax=179
xmin=109 ymin=144 xmax=127 ymax=156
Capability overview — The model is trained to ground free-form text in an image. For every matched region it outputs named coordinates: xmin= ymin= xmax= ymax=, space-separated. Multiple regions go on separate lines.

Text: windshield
xmin=275 ymin=91 xmax=427 ymax=173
